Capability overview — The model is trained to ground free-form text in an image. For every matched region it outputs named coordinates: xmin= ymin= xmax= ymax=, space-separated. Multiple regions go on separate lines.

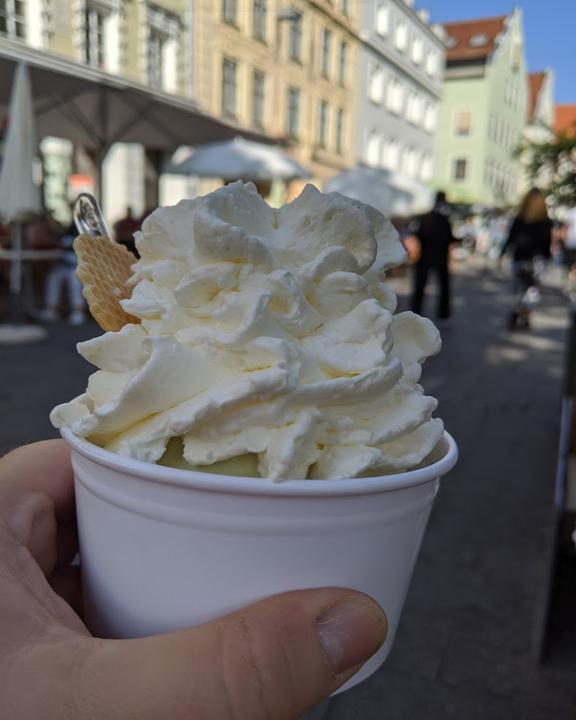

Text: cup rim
xmin=62 ymin=427 xmax=458 ymax=497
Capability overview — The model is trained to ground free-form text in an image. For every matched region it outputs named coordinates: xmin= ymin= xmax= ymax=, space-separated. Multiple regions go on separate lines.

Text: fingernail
xmin=315 ymin=596 xmax=387 ymax=675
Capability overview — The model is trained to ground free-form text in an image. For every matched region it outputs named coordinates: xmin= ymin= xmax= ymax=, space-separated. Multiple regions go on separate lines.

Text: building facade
xmin=356 ymin=0 xmax=445 ymax=214
xmin=1 ymin=0 xmax=198 ymax=223
xmin=193 ymin=0 xmax=360 ymax=191
xmin=435 ymin=9 xmax=528 ymax=207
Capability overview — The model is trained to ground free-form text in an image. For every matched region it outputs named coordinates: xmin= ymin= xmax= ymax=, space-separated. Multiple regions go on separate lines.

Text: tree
xmin=519 ymin=125 xmax=576 ymax=210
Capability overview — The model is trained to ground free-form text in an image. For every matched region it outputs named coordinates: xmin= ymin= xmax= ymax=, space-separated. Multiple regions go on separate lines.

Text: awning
xmin=0 ymin=39 xmax=275 ymax=156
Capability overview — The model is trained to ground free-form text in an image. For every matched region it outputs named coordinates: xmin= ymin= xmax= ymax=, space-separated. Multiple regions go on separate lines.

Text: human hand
xmin=0 ymin=441 xmax=387 ymax=719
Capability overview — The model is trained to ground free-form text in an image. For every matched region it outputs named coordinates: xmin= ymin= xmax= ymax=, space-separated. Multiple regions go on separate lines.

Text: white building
xmin=354 ymin=0 xmax=445 ymax=215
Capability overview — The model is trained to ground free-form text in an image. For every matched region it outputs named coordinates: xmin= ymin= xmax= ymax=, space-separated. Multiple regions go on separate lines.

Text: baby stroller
xmin=507 ymin=259 xmax=541 ymax=330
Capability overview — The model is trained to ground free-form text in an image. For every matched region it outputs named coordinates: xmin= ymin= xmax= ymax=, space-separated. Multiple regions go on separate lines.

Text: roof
xmin=443 ymin=15 xmax=507 ymax=63
xmin=528 ymin=72 xmax=546 ymax=121
xmin=555 ymin=105 xmax=576 ymax=137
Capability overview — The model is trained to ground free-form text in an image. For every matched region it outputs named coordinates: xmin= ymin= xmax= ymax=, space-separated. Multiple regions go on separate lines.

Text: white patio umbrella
xmin=325 ymin=165 xmax=432 ymax=217
xmin=168 ymin=137 xmax=311 ymax=181
xmin=0 ymin=62 xmax=45 ymax=344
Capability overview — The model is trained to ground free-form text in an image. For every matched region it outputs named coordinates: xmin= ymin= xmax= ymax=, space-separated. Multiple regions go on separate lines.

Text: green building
xmin=435 ymin=10 xmax=528 ymax=207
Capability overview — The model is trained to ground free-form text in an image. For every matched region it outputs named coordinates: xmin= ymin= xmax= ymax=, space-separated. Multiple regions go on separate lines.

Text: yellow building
xmin=36 ymin=0 xmax=192 ymax=96
xmin=194 ymin=0 xmax=360 ymax=190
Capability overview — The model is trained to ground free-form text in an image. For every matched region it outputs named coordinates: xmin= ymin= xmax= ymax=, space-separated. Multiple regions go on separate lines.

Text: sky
xmin=420 ymin=0 xmax=576 ymax=104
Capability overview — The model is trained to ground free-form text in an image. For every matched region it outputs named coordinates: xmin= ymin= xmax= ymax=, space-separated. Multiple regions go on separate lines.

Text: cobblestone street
xmin=2 ymin=257 xmax=575 ymax=718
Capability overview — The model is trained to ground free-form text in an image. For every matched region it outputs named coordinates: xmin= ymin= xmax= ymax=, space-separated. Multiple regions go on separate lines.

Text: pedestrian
xmin=0 ymin=440 xmax=387 ymax=719
xmin=411 ymin=190 xmax=455 ymax=322
xmin=500 ymin=188 xmax=552 ymax=330
xmin=41 ymin=222 xmax=85 ymax=325
xmin=113 ymin=206 xmax=141 ymax=256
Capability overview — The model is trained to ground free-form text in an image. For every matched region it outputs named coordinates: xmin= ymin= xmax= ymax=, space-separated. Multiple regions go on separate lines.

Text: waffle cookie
xmin=74 ymin=235 xmax=139 ymax=332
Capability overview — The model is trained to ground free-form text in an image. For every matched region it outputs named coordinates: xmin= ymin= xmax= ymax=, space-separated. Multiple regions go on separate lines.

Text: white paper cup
xmin=62 ymin=428 xmax=457 ymax=693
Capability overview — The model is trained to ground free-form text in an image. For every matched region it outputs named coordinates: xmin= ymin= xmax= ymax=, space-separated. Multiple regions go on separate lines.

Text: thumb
xmin=86 ymin=588 xmax=387 ymax=720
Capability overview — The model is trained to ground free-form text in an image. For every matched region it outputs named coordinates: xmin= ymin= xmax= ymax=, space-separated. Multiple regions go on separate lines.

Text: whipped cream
xmin=51 ymin=183 xmax=443 ymax=481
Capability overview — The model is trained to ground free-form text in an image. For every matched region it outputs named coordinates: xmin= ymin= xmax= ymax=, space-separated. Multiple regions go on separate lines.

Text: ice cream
xmin=51 ymin=182 xmax=443 ymax=481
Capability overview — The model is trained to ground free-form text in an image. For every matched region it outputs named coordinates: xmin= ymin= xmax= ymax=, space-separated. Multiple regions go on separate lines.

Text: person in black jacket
xmin=411 ymin=191 xmax=455 ymax=320
xmin=500 ymin=188 xmax=552 ymax=329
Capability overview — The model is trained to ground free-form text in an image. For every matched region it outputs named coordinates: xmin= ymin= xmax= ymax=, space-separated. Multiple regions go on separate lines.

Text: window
xmin=406 ymin=93 xmax=423 ymax=125
xmin=335 ymin=108 xmax=344 ymax=154
xmin=402 ymin=148 xmax=419 ymax=178
xmin=405 ymin=92 xmax=414 ymax=122
xmin=421 ymin=155 xmax=433 ymax=181
xmin=221 ymin=57 xmax=237 ymax=118
xmin=222 ymin=0 xmax=237 ymax=24
xmin=317 ymin=100 xmax=328 ymax=148
xmin=365 ymin=131 xmax=381 ymax=166
xmin=413 ymin=96 xmax=423 ymax=125
xmin=509 ymin=128 xmax=518 ymax=152
xmin=469 ymin=32 xmax=488 ymax=48
xmin=145 ymin=5 xmax=180 ymax=91
xmin=488 ymin=113 xmax=496 ymax=140
xmin=0 ymin=0 xmax=25 ymax=39
xmin=424 ymin=103 xmax=437 ymax=133
xmin=320 ymin=28 xmax=331 ymax=78
xmin=454 ymin=111 xmax=472 ymax=136
xmin=395 ymin=20 xmax=408 ymax=51
xmin=286 ymin=86 xmax=300 ymax=137
xmin=84 ymin=5 xmax=105 ymax=68
xmin=338 ymin=41 xmax=347 ymax=86
xmin=376 ymin=2 xmax=390 ymax=36
xmin=426 ymin=50 xmax=437 ymax=77
xmin=288 ymin=10 xmax=302 ymax=61
xmin=498 ymin=119 xmax=505 ymax=145
xmin=386 ymin=78 xmax=404 ymax=114
xmin=148 ymin=30 xmax=164 ymax=90
xmin=340 ymin=0 xmax=349 ymax=15
xmin=411 ymin=37 xmax=423 ymax=64
xmin=484 ymin=157 xmax=492 ymax=186
xmin=368 ymin=64 xmax=385 ymax=104
xmin=453 ymin=158 xmax=468 ymax=181
xmin=382 ymin=139 xmax=400 ymax=170
xmin=252 ymin=70 xmax=265 ymax=128
xmin=251 ymin=0 xmax=266 ymax=40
